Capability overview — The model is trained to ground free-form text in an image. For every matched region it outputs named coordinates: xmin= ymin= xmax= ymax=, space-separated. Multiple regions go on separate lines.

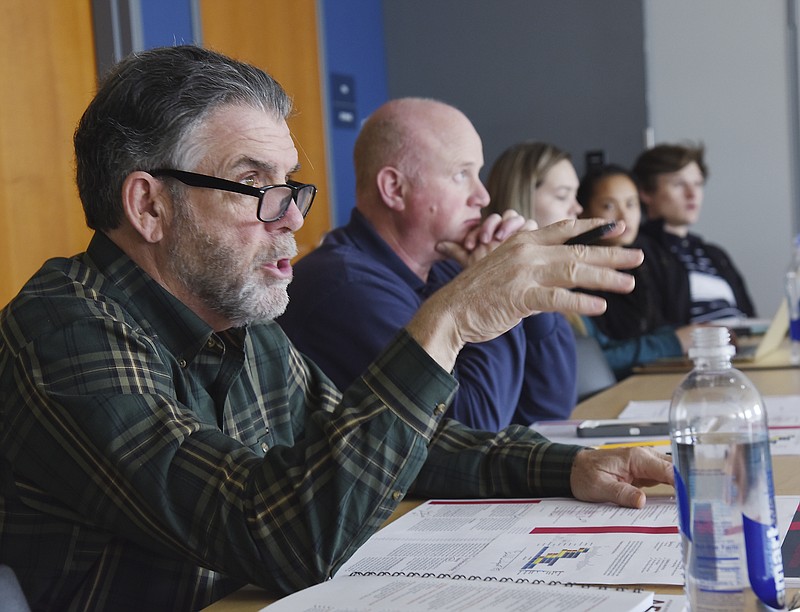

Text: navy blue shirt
xmin=279 ymin=210 xmax=577 ymax=429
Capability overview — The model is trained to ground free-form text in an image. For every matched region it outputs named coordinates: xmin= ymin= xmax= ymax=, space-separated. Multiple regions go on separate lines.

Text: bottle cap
xmin=688 ymin=326 xmax=736 ymax=360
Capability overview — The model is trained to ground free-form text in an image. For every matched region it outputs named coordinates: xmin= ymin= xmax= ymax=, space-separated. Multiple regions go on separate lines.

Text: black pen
xmin=564 ymin=221 xmax=617 ymax=245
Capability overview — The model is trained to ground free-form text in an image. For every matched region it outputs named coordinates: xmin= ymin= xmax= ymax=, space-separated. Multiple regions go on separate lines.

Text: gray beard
xmin=166 ymin=204 xmax=296 ymax=327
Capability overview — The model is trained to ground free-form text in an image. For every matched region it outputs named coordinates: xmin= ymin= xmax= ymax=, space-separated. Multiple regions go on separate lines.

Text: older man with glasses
xmin=0 ymin=46 xmax=671 ymax=611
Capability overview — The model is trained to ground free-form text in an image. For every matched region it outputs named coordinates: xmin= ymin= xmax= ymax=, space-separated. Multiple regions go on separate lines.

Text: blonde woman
xmin=483 ymin=141 xmax=583 ymax=394
xmin=485 ymin=141 xmax=582 ymax=225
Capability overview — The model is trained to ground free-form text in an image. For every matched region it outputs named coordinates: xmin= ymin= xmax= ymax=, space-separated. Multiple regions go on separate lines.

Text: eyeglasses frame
xmin=149 ymin=168 xmax=317 ymax=223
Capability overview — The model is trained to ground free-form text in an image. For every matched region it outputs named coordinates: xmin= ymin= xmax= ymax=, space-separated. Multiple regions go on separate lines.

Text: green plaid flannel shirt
xmin=0 ymin=232 xmax=580 ymax=611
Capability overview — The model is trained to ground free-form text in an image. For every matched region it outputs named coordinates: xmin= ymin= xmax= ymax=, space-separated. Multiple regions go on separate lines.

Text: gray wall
xmin=382 ymin=0 xmax=648 ymax=178
xmin=383 ymin=0 xmax=799 ymax=318
xmin=644 ymin=0 xmax=795 ymax=319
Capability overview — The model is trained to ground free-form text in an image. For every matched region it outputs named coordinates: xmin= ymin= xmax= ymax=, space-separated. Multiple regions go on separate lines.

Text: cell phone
xmin=576 ymin=419 xmax=670 ymax=438
xmin=564 ymin=222 xmax=617 ymax=246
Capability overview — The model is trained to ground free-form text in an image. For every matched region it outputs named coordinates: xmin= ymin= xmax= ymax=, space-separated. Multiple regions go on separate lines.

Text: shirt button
xmin=206 ymin=338 xmax=216 ymax=349
xmin=178 ymin=358 xmax=187 ymax=368
xmin=434 ymin=403 xmax=446 ymax=415
xmin=261 ymin=442 xmax=269 ymax=453
xmin=392 ymin=491 xmax=403 ymax=501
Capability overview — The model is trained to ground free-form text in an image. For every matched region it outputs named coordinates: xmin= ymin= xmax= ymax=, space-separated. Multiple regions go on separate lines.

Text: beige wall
xmin=0 ymin=1 xmax=96 ymax=306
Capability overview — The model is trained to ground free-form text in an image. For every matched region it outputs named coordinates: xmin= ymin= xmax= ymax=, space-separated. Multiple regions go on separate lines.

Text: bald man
xmin=279 ymin=98 xmax=577 ymax=429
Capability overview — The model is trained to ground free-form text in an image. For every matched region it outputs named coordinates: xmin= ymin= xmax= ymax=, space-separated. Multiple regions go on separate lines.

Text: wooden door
xmin=0 ymin=1 xmax=96 ymax=306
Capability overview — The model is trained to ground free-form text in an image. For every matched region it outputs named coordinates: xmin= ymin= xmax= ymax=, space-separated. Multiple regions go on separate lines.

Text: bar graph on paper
xmin=523 ymin=546 xmax=591 ymax=568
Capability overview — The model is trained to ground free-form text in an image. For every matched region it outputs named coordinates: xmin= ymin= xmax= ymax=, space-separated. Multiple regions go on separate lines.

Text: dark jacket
xmin=583 ymin=234 xmax=683 ymax=379
xmin=589 ymin=233 xmax=673 ymax=341
xmin=638 ymin=219 xmax=756 ymax=324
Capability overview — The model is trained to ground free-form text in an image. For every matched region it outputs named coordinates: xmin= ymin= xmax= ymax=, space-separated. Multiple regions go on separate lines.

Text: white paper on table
xmin=649 ymin=593 xmax=688 ymax=611
xmin=334 ymin=496 xmax=798 ymax=589
xmin=335 ymin=498 xmax=680 ymax=584
xmin=260 ymin=575 xmax=658 ymax=612
xmin=618 ymin=395 xmax=800 ymax=455
xmin=455 ymin=530 xmax=684 ymax=585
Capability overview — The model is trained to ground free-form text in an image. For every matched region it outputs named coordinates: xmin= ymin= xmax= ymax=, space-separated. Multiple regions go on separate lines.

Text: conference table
xmin=632 ymin=336 xmax=795 ymax=375
xmin=204 ymin=363 xmax=800 ymax=611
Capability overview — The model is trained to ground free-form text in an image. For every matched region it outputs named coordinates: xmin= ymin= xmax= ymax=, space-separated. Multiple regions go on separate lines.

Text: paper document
xmin=333 ymin=497 xmax=797 ymax=589
xmin=263 ymin=496 xmax=800 ymax=611
xmin=262 ymin=575 xmax=658 ymax=611
xmin=618 ymin=395 xmax=800 ymax=455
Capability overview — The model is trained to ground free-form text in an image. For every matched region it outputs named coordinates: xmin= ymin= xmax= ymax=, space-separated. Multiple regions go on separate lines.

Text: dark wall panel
xmin=382 ymin=0 xmax=647 ymax=178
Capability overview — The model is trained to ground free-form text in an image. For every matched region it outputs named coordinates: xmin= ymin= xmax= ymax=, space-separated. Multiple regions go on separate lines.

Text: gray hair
xmin=74 ymin=45 xmax=293 ymax=231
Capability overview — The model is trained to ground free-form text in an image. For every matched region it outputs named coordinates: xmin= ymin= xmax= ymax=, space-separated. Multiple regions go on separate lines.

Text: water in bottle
xmin=670 ymin=326 xmax=785 ymax=611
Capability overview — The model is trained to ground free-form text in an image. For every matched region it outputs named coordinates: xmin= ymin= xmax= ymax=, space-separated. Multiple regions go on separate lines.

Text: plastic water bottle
xmin=786 ymin=233 xmax=800 ymax=365
xmin=669 ymin=326 xmax=785 ymax=611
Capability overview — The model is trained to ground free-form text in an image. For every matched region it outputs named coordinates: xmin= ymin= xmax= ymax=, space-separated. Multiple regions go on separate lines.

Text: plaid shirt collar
xmin=85 ymin=231 xmax=218 ymax=365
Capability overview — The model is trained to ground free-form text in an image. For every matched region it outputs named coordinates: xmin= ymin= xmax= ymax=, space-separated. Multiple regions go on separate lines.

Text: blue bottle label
xmin=743 ymin=514 xmax=785 ymax=608
xmin=674 ymin=466 xmax=691 ymax=541
xmin=790 ymin=317 xmax=800 ymax=342
xmin=672 ymin=455 xmax=785 ymax=608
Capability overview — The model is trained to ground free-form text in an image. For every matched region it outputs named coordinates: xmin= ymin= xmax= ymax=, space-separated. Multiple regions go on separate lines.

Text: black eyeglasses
xmin=150 ymin=168 xmax=317 ymax=223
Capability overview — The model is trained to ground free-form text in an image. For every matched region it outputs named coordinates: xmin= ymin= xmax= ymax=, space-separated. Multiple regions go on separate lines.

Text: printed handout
xmin=333 ymin=497 xmax=799 ymax=587
xmin=261 ymin=575 xmax=658 ymax=612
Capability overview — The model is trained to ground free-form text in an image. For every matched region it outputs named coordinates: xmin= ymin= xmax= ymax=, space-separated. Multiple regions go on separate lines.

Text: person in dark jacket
xmin=632 ymin=142 xmax=755 ymax=324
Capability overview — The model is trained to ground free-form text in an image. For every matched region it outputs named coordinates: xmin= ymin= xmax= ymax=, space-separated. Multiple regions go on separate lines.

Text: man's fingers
xmin=526 ymin=218 xmax=628 ymax=247
xmin=534 ymin=261 xmax=637 ymax=294
xmin=630 ymin=449 xmax=674 ymax=487
xmin=519 ymin=287 xmax=608 ymax=316
xmin=463 ymin=215 xmax=499 ymax=251
xmin=613 ymin=483 xmax=647 ymax=509
xmin=464 ymin=211 xmax=529 ymax=251
xmin=566 ymin=243 xmax=643 ymax=269
xmin=427 ymin=219 xmax=652 ymax=354
xmin=499 ymin=227 xmax=643 ymax=271
xmin=436 ymin=240 xmax=470 ymax=266
xmin=489 ymin=212 xmax=526 ymax=242
xmin=570 ymin=448 xmax=674 ymax=509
